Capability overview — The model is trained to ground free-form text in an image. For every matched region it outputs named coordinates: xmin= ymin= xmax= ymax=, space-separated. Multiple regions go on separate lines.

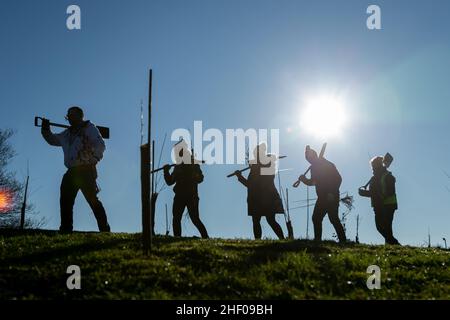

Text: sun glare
xmin=299 ymin=95 xmax=347 ymax=139
xmin=0 ymin=189 xmax=13 ymax=213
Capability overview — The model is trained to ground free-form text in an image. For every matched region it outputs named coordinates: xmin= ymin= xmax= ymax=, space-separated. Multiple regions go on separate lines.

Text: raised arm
xmin=164 ymin=165 xmax=175 ymax=186
xmin=299 ymin=175 xmax=315 ymax=186
xmin=235 ymin=171 xmax=248 ymax=187
xmin=41 ymin=118 xmax=63 ymax=146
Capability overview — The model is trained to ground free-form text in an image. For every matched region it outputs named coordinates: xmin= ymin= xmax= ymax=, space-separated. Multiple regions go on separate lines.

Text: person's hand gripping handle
xmin=293 ymin=167 xmax=311 ymax=188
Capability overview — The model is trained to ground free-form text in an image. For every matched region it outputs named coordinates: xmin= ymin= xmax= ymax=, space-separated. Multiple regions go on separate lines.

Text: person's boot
xmin=387 ymin=238 xmax=400 ymax=245
xmin=200 ymin=230 xmax=209 ymax=239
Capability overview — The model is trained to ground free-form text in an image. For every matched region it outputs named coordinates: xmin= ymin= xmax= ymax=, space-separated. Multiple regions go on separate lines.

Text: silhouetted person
xmin=164 ymin=142 xmax=209 ymax=238
xmin=359 ymin=156 xmax=400 ymax=245
xmin=298 ymin=146 xmax=346 ymax=243
xmin=41 ymin=106 xmax=110 ymax=233
xmin=235 ymin=143 xmax=285 ymax=240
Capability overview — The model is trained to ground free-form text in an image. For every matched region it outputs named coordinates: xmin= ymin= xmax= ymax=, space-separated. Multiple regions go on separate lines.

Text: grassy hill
xmin=0 ymin=229 xmax=449 ymax=300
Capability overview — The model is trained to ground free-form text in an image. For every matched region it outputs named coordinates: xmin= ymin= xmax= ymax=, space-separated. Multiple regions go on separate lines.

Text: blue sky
xmin=1 ymin=0 xmax=450 ymax=246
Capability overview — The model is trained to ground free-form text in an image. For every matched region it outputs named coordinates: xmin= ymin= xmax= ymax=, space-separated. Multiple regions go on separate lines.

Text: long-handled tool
xmin=276 ymin=164 xmax=294 ymax=239
xmin=285 ymin=188 xmax=294 ymax=239
xmin=227 ymin=156 xmax=287 ymax=178
xmin=360 ymin=152 xmax=394 ymax=189
xmin=292 ymin=143 xmax=327 ymax=188
xmin=151 ymin=149 xmax=206 ymax=174
xmin=34 ymin=116 xmax=110 ymax=139
xmin=151 ymin=163 xmax=175 ymax=174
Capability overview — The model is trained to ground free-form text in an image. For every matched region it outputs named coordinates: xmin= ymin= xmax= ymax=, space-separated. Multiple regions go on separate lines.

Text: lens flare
xmin=0 ymin=189 xmax=14 ymax=213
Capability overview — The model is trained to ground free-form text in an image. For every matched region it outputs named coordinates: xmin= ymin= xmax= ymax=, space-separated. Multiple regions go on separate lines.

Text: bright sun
xmin=299 ymin=95 xmax=347 ymax=139
xmin=0 ymin=190 xmax=12 ymax=213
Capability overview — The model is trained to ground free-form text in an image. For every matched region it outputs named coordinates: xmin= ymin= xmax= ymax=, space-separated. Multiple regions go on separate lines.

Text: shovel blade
xmin=383 ymin=152 xmax=393 ymax=168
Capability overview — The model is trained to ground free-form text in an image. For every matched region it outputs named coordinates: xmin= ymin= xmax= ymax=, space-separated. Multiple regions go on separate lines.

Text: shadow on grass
xmin=0 ymin=228 xmax=64 ymax=238
xmin=1 ymin=229 xmax=360 ymax=269
xmin=4 ymin=237 xmax=134 ymax=265
xmin=0 ymin=229 xmax=211 ymax=265
xmin=218 ymin=239 xmax=357 ymax=264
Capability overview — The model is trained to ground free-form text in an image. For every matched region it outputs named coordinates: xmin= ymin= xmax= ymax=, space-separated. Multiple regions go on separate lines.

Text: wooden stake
xmin=165 ymin=203 xmax=169 ymax=236
xmin=356 ymin=214 xmax=360 ymax=244
xmin=148 ymin=69 xmax=153 ymax=251
xmin=306 ymin=186 xmax=310 ymax=239
xmin=141 ymin=143 xmax=150 ymax=254
xmin=151 ymin=139 xmax=155 ymax=242
xmin=141 ymin=69 xmax=153 ymax=254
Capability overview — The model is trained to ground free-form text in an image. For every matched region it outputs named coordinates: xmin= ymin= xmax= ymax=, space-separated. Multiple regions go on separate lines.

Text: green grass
xmin=0 ymin=229 xmax=449 ymax=299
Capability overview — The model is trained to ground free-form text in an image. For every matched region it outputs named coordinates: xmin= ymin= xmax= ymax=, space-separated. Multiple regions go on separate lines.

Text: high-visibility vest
xmin=381 ymin=172 xmax=397 ymax=206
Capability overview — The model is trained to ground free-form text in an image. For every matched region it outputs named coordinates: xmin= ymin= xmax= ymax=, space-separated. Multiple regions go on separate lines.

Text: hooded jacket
xmin=42 ymin=121 xmax=105 ymax=168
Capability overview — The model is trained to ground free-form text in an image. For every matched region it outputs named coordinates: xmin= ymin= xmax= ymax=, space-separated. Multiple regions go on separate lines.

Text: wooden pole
xmin=148 ymin=69 xmax=153 ymax=251
xmin=286 ymin=188 xmax=290 ymax=225
xmin=165 ymin=203 xmax=169 ymax=236
xmin=356 ymin=214 xmax=360 ymax=244
xmin=140 ymin=99 xmax=144 ymax=145
xmin=286 ymin=187 xmax=294 ymax=239
xmin=151 ymin=139 xmax=155 ymax=243
xmin=286 ymin=188 xmax=289 ymax=217
xmin=306 ymin=186 xmax=310 ymax=239
xmin=141 ymin=68 xmax=153 ymax=254
xmin=141 ymin=144 xmax=150 ymax=254
xmin=148 ymin=69 xmax=152 ymax=159
xmin=152 ymin=140 xmax=155 ymax=192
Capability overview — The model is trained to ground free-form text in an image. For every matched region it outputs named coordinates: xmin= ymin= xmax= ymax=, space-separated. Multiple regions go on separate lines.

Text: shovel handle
xmin=363 ymin=177 xmax=373 ymax=189
xmin=292 ymin=166 xmax=311 ymax=188
xmin=292 ymin=143 xmax=326 ymax=189
xmin=227 ymin=166 xmax=251 ymax=178
xmin=34 ymin=116 xmax=110 ymax=139
xmin=227 ymin=156 xmax=286 ymax=178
